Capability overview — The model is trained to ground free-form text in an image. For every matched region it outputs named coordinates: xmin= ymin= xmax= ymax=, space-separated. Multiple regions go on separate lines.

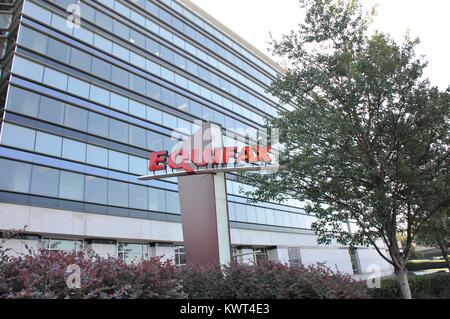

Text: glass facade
xmin=0 ymin=0 xmax=316 ymax=233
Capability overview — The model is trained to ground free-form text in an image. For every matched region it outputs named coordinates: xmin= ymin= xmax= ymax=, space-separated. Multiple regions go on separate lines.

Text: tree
xmin=416 ymin=211 xmax=450 ymax=271
xmin=242 ymin=0 xmax=450 ymax=299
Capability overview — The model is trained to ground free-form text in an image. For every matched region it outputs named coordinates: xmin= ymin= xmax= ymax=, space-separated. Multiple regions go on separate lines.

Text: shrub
xmin=369 ymin=272 xmax=450 ymax=299
xmin=0 ymin=250 xmax=369 ymax=299
xmin=406 ymin=260 xmax=448 ymax=271
xmin=180 ymin=262 xmax=369 ymax=299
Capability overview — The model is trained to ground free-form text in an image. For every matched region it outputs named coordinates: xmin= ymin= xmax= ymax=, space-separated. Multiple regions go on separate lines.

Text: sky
xmin=190 ymin=0 xmax=450 ymax=90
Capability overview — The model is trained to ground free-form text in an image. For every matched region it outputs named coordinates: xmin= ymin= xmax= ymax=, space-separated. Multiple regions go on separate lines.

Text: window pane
xmin=35 ymin=131 xmax=62 ymax=157
xmin=92 ymin=57 xmax=111 ymax=80
xmin=6 ymin=87 xmax=40 ymax=117
xmin=108 ymin=150 xmax=128 ymax=171
xmin=111 ymin=66 xmax=129 ymax=87
xmin=128 ymin=125 xmax=146 ymax=149
xmin=109 ymin=118 xmax=128 ymax=144
xmin=84 ymin=175 xmax=107 ymax=204
xmin=108 ymin=180 xmax=128 ymax=207
xmin=0 ymin=123 xmax=36 ymax=151
xmin=47 ymin=38 xmax=70 ymax=64
xmin=88 ymin=112 xmax=109 ymax=137
xmin=0 ymin=159 xmax=32 ymax=193
xmin=90 ymin=85 xmax=110 ymax=105
xmin=13 ymin=57 xmax=44 ymax=82
xmin=148 ymin=188 xmax=166 ymax=212
xmin=129 ymin=100 xmax=146 ymax=119
xmin=62 ymin=138 xmax=86 ymax=162
xmin=30 ymin=165 xmax=60 ymax=197
xmin=147 ymin=131 xmax=163 ymax=151
xmin=59 ymin=171 xmax=84 ymax=201
xmin=64 ymin=105 xmax=88 ymax=131
xmin=19 ymin=26 xmax=47 ymax=54
xmin=43 ymin=67 xmax=68 ymax=91
xmin=110 ymin=92 xmax=128 ymax=113
xmin=70 ymin=48 xmax=92 ymax=72
xmin=38 ymin=96 xmax=65 ymax=125
xmin=129 ymin=184 xmax=148 ymax=210
xmin=86 ymin=144 xmax=108 ymax=167
xmin=166 ymin=191 xmax=180 ymax=214
xmin=67 ymin=77 xmax=90 ymax=99
xmin=129 ymin=156 xmax=147 ymax=175
xmin=146 ymin=81 xmax=161 ymax=101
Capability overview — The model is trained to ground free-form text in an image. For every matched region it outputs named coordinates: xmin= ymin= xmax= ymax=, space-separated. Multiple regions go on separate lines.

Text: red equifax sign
xmin=149 ymin=145 xmax=272 ymax=173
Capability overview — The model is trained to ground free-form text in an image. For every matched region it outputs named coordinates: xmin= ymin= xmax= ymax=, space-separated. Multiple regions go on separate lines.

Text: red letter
xmin=236 ymin=146 xmax=257 ymax=164
xmin=149 ymin=150 xmax=168 ymax=171
xmin=168 ymin=149 xmax=194 ymax=173
xmin=255 ymin=145 xmax=272 ymax=163
xmin=191 ymin=148 xmax=212 ymax=167
xmin=223 ymin=146 xmax=238 ymax=164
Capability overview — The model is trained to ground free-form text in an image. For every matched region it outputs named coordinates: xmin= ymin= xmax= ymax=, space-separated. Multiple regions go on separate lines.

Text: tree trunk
xmin=397 ymin=269 xmax=412 ymax=299
xmin=438 ymin=243 xmax=450 ymax=272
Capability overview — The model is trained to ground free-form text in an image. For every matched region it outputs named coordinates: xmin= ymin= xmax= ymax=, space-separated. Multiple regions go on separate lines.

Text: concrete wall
xmin=0 ymin=203 xmax=393 ymax=275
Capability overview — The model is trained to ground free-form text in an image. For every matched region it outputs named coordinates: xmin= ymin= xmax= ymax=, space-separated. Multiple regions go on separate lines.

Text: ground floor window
xmin=288 ymin=247 xmax=302 ymax=265
xmin=117 ymin=242 xmax=149 ymax=263
xmin=42 ymin=238 xmax=84 ymax=252
xmin=254 ymin=248 xmax=269 ymax=264
xmin=174 ymin=245 xmax=186 ymax=265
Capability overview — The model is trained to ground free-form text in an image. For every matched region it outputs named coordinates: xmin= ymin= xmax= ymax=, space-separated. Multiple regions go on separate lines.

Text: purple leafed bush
xmin=0 ymin=249 xmax=368 ymax=299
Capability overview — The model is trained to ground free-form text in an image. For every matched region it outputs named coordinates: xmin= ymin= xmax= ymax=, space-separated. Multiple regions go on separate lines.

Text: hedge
xmin=0 ymin=249 xmax=368 ymax=299
xmin=369 ymin=272 xmax=450 ymax=299
xmin=406 ymin=259 xmax=449 ymax=272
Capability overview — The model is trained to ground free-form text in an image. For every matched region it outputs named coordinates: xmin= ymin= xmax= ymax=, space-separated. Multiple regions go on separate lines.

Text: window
xmin=90 ymin=85 xmax=110 ymax=105
xmin=88 ymin=112 xmax=109 ymax=137
xmin=59 ymin=171 xmax=84 ymax=201
xmin=129 ymin=184 xmax=148 ymax=210
xmin=129 ymin=125 xmax=147 ymax=149
xmin=13 ymin=57 xmax=44 ymax=82
xmin=148 ymin=188 xmax=166 ymax=212
xmin=161 ymin=88 xmax=176 ymax=107
xmin=6 ymin=87 xmax=40 ymax=117
xmin=109 ymin=118 xmax=128 ymax=144
xmin=108 ymin=150 xmax=128 ymax=172
xmin=254 ymin=248 xmax=269 ymax=265
xmin=174 ymin=245 xmax=185 ymax=265
xmin=165 ymin=191 xmax=180 ymax=214
xmin=0 ymin=159 xmax=32 ymax=193
xmin=30 ymin=165 xmax=60 ymax=197
xmin=0 ymin=123 xmax=36 ymax=151
xmin=67 ymin=77 xmax=90 ymax=99
xmin=129 ymin=100 xmax=146 ymax=119
xmin=84 ymin=175 xmax=107 ymax=204
xmin=288 ymin=247 xmax=302 ymax=265
xmin=19 ymin=27 xmax=48 ymax=54
xmin=47 ymin=38 xmax=70 ymax=64
xmin=38 ymin=96 xmax=65 ymax=125
xmin=147 ymin=131 xmax=163 ymax=151
xmin=129 ymin=73 xmax=146 ymax=94
xmin=162 ymin=112 xmax=177 ymax=128
xmin=111 ymin=66 xmax=129 ymax=87
xmin=86 ymin=144 xmax=108 ymax=167
xmin=108 ymin=180 xmax=128 ymax=207
xmin=70 ymin=48 xmax=92 ymax=72
xmin=118 ymin=242 xmax=149 ymax=263
xmin=43 ymin=238 xmax=84 ymax=252
xmin=62 ymin=138 xmax=86 ymax=162
xmin=113 ymin=21 xmax=130 ymax=39
xmin=95 ymin=11 xmax=113 ymax=32
xmin=94 ymin=33 xmax=112 ymax=53
xmin=110 ymin=92 xmax=128 ymax=113
xmin=92 ymin=57 xmax=111 ymax=80
xmin=146 ymin=81 xmax=161 ymax=101
xmin=64 ymin=105 xmax=88 ymax=131
xmin=35 ymin=131 xmax=62 ymax=157
xmin=129 ymin=156 xmax=147 ymax=175
xmin=146 ymin=107 xmax=163 ymax=124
